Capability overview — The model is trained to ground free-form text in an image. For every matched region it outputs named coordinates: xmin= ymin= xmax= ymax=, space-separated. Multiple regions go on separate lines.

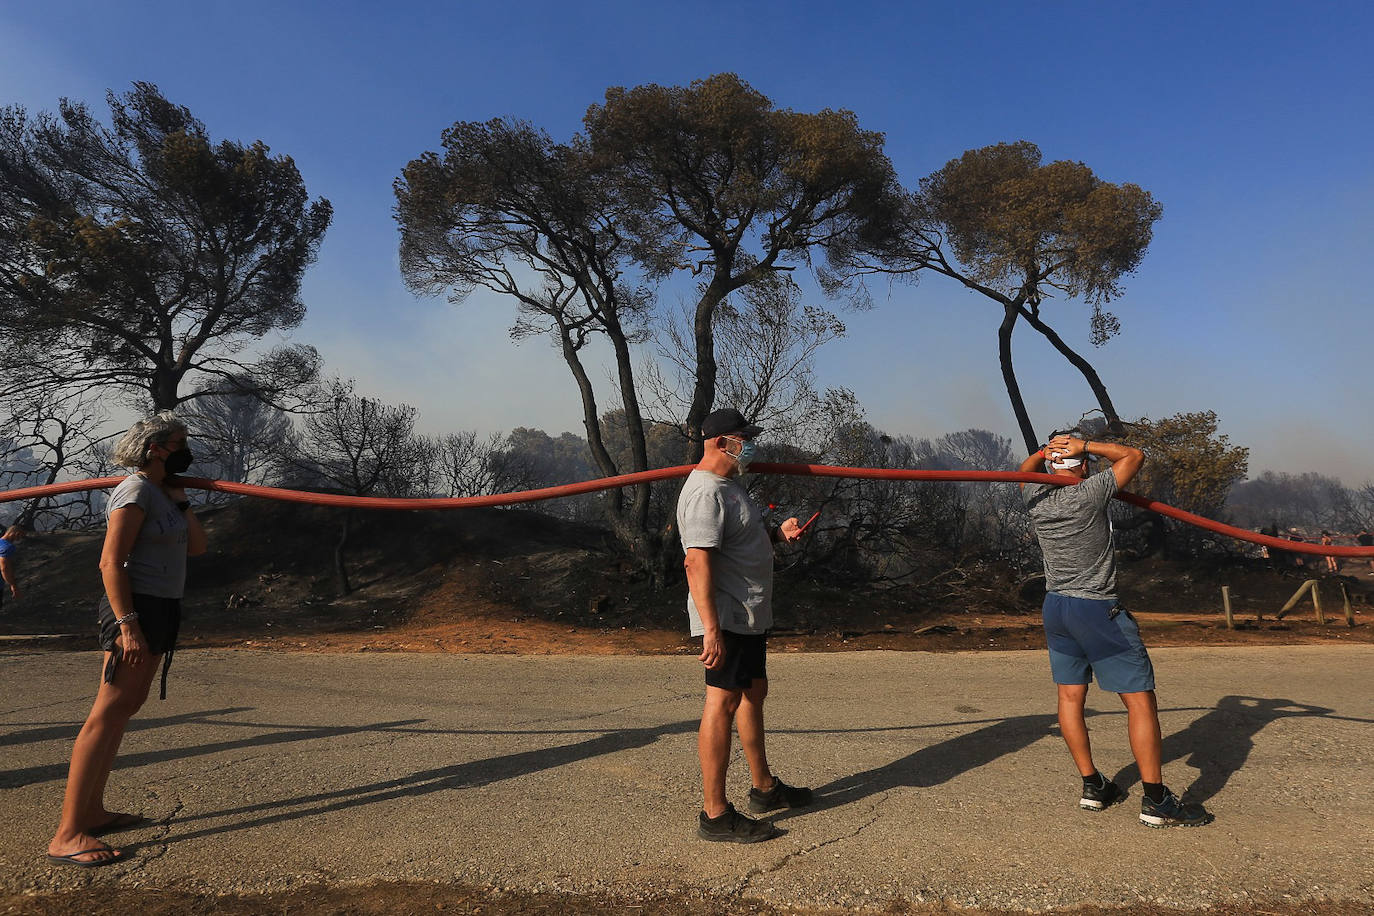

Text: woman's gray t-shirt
xmin=1021 ymin=470 xmax=1119 ymax=600
xmin=676 ymin=469 xmax=774 ymax=636
xmin=106 ymin=474 xmax=188 ymax=598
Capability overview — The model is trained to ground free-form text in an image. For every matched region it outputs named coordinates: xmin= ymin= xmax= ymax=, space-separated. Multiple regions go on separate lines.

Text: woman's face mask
xmin=162 ymin=447 xmax=194 ymax=475
xmin=151 ymin=435 xmax=193 ymax=475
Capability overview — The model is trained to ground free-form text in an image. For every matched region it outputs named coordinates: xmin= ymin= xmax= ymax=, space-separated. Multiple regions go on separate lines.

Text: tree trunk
xmin=654 ymin=521 xmax=682 ymax=592
xmin=605 ymin=321 xmax=652 ymax=533
xmin=998 ymin=304 xmax=1039 ymax=454
xmin=334 ymin=510 xmax=352 ymax=595
xmin=150 ymin=369 xmax=183 ymax=412
xmin=552 ymin=314 xmax=664 ymax=578
xmin=1018 ymin=306 xmax=1125 ymax=434
xmin=685 ymin=274 xmax=732 ymax=462
xmin=557 ymin=320 xmax=624 ymax=513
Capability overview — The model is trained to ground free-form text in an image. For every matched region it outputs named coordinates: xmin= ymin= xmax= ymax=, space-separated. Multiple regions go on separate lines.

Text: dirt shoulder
xmin=167 ymin=608 xmax=1374 ymax=655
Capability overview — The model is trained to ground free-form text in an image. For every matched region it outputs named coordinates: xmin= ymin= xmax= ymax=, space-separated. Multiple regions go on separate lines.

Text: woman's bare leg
xmin=47 ymin=652 xmax=159 ymax=862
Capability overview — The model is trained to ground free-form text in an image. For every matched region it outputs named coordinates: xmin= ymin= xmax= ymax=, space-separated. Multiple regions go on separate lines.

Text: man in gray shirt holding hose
xmin=677 ymin=408 xmax=812 ymax=842
xmin=1019 ymin=431 xmax=1213 ymax=828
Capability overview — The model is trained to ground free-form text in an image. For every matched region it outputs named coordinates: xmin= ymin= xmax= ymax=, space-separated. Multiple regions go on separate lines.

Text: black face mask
xmin=162 ymin=447 xmax=193 ymax=475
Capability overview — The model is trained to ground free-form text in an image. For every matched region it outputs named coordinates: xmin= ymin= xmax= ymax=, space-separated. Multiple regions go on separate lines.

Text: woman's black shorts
xmin=98 ymin=593 xmax=181 ymax=699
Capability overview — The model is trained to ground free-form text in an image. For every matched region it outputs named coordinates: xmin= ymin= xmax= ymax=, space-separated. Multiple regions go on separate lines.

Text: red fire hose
xmin=2 ymin=463 xmax=1370 ymax=557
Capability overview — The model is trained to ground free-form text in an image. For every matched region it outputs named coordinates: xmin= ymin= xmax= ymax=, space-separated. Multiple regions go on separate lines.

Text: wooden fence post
xmin=1276 ymin=580 xmax=1315 ymax=620
xmin=1222 ymin=586 xmax=1234 ymax=630
xmin=1311 ymin=581 xmax=1325 ymax=625
xmin=1341 ymin=582 xmax=1354 ymax=627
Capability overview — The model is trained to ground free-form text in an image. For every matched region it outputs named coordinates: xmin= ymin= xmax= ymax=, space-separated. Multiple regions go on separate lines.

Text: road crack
xmin=122 ymin=798 xmax=183 ymax=873
xmin=729 ymin=795 xmax=888 ymax=895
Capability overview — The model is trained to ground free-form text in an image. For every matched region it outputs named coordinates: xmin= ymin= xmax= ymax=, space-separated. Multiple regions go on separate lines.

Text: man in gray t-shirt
xmin=677 ymin=408 xmax=812 ymax=843
xmin=1019 ymin=432 xmax=1212 ymax=828
xmin=678 ymin=468 xmax=775 ymax=636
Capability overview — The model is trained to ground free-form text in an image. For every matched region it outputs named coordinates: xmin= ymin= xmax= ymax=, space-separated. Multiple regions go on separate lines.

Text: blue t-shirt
xmin=0 ymin=537 xmax=15 ymax=559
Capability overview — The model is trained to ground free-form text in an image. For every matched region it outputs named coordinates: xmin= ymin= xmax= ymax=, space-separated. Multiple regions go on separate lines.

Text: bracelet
xmin=1083 ymin=441 xmax=1091 ymax=455
xmin=115 ymin=611 xmax=139 ymax=626
xmin=176 ymin=500 xmax=191 ymax=512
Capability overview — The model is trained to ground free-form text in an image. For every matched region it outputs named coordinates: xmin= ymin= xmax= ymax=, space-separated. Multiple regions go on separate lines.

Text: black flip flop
xmin=47 ymin=843 xmax=124 ymax=868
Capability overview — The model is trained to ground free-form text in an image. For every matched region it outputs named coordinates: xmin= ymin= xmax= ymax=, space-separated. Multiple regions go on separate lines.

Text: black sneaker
xmin=1080 ymin=777 xmax=1125 ymax=811
xmin=748 ymin=776 xmax=813 ymax=814
xmin=1140 ymin=789 xmax=1214 ymax=828
xmin=697 ymin=803 xmax=781 ymax=843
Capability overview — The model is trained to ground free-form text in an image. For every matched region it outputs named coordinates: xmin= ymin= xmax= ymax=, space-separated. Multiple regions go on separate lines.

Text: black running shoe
xmin=748 ymin=776 xmax=814 ymax=814
xmin=1140 ymin=789 xmax=1214 ymax=828
xmin=698 ymin=803 xmax=781 ymax=843
xmin=1080 ymin=777 xmax=1125 ymax=811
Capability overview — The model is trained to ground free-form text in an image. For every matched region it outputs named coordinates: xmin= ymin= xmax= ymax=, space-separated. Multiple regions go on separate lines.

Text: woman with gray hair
xmin=46 ymin=411 xmax=207 ymax=867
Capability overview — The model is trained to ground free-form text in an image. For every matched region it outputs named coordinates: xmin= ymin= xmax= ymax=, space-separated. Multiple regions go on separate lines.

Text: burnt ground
xmin=5 ymin=494 xmax=1368 ymax=659
xmin=2 ymin=498 xmax=1372 ymax=915
xmin=2 ymin=496 xmax=1369 ymax=656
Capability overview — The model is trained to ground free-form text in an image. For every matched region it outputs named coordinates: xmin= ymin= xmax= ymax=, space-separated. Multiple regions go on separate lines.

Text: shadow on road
xmin=773 ymin=711 xmax=1059 ymax=821
xmin=0 ymin=711 xmax=425 ymax=788
xmin=1110 ymin=695 xmax=1338 ymax=802
xmin=0 ymin=706 xmax=253 ymax=751
xmin=9 ymin=692 xmax=1370 ymax=847
xmin=128 ymin=719 xmax=699 ymax=849
xmin=777 ymin=694 xmax=1363 ymax=821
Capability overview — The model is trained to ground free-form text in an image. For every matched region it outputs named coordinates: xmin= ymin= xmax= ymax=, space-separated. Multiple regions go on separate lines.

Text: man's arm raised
xmin=1047 ymin=435 xmax=1145 ymax=489
xmin=1017 ymin=447 xmax=1047 ymax=490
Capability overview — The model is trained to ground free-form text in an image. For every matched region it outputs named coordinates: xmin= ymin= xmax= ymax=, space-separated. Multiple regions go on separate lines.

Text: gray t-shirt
xmin=1022 ymin=469 xmax=1119 ymax=600
xmin=676 ymin=469 xmax=774 ymax=636
xmin=107 ymin=474 xmax=188 ymax=598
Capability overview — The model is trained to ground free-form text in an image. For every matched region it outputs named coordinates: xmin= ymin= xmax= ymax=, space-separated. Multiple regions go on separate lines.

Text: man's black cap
xmin=701 ymin=408 xmax=763 ymax=439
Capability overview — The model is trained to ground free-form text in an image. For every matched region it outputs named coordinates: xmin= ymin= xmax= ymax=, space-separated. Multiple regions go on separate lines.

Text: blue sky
xmin=3 ymin=1 xmax=1371 ymax=481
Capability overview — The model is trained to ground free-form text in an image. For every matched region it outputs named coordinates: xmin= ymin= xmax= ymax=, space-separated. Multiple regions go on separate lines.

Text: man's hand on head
xmin=1047 ymin=435 xmax=1086 ymax=460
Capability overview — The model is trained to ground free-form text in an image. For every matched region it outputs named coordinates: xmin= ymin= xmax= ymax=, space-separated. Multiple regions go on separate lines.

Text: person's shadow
xmin=127 ymin=719 xmax=700 ymax=848
xmin=774 ymin=711 xmax=1060 ymax=820
xmin=776 ymin=694 xmax=1344 ymax=821
xmin=1110 ymin=695 xmax=1335 ymax=803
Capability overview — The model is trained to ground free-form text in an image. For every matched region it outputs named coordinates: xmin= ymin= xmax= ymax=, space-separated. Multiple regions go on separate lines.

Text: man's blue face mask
xmin=726 ymin=437 xmax=757 ymax=471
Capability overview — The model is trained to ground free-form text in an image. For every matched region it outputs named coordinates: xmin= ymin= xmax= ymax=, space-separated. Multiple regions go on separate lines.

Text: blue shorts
xmin=1042 ymin=592 xmax=1155 ymax=694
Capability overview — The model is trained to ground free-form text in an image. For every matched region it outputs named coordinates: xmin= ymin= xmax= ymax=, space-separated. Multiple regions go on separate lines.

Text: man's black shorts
xmin=704 ymin=630 xmax=767 ymax=689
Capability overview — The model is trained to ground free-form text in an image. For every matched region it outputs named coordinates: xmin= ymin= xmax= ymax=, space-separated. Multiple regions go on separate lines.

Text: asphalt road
xmin=2 ymin=646 xmax=1372 ymax=911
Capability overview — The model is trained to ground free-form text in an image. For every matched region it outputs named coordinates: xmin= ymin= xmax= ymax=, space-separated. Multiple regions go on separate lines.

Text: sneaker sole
xmin=697 ymin=826 xmax=781 ymax=843
xmin=1079 ymin=792 xmax=1125 ymax=811
xmin=1139 ymin=812 xmax=1215 ymax=828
